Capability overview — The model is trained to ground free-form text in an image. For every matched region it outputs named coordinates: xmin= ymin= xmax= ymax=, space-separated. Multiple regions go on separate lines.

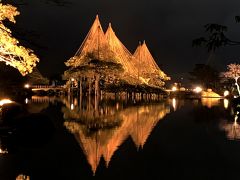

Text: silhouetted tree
xmin=193 ymin=16 xmax=240 ymax=51
xmin=189 ymin=64 xmax=220 ymax=89
xmin=26 ymin=68 xmax=49 ymax=85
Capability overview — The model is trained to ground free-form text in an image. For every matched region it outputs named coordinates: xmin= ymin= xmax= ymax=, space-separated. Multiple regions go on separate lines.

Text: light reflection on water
xmin=220 ymin=111 xmax=240 ymax=140
xmin=224 ymin=99 xmax=229 ymax=109
xmin=5 ymin=96 xmax=239 ymax=177
xmin=201 ymin=98 xmax=221 ymax=108
xmin=62 ymin=97 xmax=171 ymax=174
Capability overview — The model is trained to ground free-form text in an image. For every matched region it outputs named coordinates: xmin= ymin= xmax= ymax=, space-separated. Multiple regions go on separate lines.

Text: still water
xmin=0 ymin=96 xmax=239 ymax=180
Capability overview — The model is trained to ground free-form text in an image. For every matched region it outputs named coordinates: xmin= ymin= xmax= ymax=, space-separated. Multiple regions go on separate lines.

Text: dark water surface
xmin=0 ymin=96 xmax=239 ymax=180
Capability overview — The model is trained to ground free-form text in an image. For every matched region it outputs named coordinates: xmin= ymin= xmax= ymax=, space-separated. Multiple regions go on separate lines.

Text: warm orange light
xmin=24 ymin=84 xmax=30 ymax=88
xmin=194 ymin=86 xmax=202 ymax=93
xmin=71 ymin=103 xmax=74 ymax=110
xmin=223 ymin=99 xmax=229 ymax=109
xmin=16 ymin=174 xmax=30 ymax=180
xmin=172 ymin=98 xmax=177 ymax=111
xmin=172 ymin=86 xmax=177 ymax=91
xmin=201 ymin=98 xmax=220 ymax=108
xmin=0 ymin=148 xmax=8 ymax=154
xmin=116 ymin=103 xmax=119 ymax=110
xmin=0 ymin=99 xmax=13 ymax=106
xmin=224 ymin=90 xmax=230 ymax=97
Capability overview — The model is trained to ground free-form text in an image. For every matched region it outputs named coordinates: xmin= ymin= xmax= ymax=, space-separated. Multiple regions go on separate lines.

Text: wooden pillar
xmin=79 ymin=76 xmax=83 ymax=96
xmin=94 ymin=93 xmax=99 ymax=111
xmin=68 ymin=79 xmax=71 ymax=95
xmin=79 ymin=91 xmax=82 ymax=112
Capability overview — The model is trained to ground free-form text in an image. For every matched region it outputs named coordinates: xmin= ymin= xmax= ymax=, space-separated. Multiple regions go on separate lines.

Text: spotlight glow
xmin=194 ymin=87 xmax=202 ymax=93
xmin=0 ymin=99 xmax=13 ymax=106
xmin=24 ymin=84 xmax=30 ymax=89
xmin=172 ymin=86 xmax=177 ymax=92
xmin=71 ymin=103 xmax=74 ymax=110
xmin=224 ymin=90 xmax=230 ymax=97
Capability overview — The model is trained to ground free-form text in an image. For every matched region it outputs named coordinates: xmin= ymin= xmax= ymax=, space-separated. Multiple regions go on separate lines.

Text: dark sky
xmin=12 ymin=0 xmax=240 ymax=81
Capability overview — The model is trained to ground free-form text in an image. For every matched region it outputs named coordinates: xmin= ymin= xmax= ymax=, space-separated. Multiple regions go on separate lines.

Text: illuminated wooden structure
xmin=64 ymin=15 xmax=170 ymax=97
xmin=133 ymin=41 xmax=169 ymax=86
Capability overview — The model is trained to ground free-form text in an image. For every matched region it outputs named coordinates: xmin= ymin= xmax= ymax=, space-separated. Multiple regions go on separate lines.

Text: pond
xmin=0 ymin=96 xmax=239 ymax=180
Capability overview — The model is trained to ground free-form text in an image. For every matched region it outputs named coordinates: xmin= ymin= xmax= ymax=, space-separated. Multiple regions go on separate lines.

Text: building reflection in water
xmin=62 ymin=95 xmax=170 ymax=174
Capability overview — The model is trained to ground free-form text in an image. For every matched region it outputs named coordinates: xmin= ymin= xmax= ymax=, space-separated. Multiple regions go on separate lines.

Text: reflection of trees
xmin=220 ymin=114 xmax=240 ymax=140
xmin=63 ymin=98 xmax=170 ymax=174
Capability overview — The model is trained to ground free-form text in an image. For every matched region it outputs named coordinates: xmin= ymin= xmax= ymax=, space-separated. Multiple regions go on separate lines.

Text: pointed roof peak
xmin=96 ymin=14 xmax=99 ymax=19
xmin=106 ymin=22 xmax=115 ymax=34
xmin=143 ymin=40 xmax=146 ymax=45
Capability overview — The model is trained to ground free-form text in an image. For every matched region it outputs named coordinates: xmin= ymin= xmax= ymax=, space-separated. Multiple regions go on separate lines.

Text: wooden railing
xmin=31 ymin=85 xmax=65 ymax=91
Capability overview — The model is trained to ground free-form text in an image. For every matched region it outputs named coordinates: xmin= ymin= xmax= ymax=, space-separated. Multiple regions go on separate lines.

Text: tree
xmin=0 ymin=3 xmax=39 ymax=76
xmin=221 ymin=63 xmax=240 ymax=96
xmin=193 ymin=17 xmax=240 ymax=51
xmin=26 ymin=68 xmax=49 ymax=85
xmin=189 ymin=64 xmax=220 ymax=89
xmin=64 ymin=52 xmax=124 ymax=90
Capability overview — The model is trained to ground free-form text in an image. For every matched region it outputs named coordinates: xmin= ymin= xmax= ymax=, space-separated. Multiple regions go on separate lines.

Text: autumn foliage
xmin=0 ymin=3 xmax=39 ymax=76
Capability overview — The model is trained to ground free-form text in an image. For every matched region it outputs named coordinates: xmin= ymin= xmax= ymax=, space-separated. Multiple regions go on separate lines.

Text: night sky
xmin=11 ymin=0 xmax=240 ymax=81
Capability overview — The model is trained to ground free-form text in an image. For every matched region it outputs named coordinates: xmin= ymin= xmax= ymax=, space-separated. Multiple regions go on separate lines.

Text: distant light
xmin=0 ymin=99 xmax=13 ymax=106
xmin=224 ymin=90 xmax=230 ymax=97
xmin=0 ymin=148 xmax=8 ymax=154
xmin=25 ymin=98 xmax=29 ymax=104
xmin=194 ymin=86 xmax=202 ymax=93
xmin=207 ymin=89 xmax=212 ymax=92
xmin=180 ymin=87 xmax=186 ymax=91
xmin=71 ymin=78 xmax=75 ymax=82
xmin=70 ymin=103 xmax=74 ymax=110
xmin=24 ymin=84 xmax=30 ymax=89
xmin=172 ymin=86 xmax=177 ymax=92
